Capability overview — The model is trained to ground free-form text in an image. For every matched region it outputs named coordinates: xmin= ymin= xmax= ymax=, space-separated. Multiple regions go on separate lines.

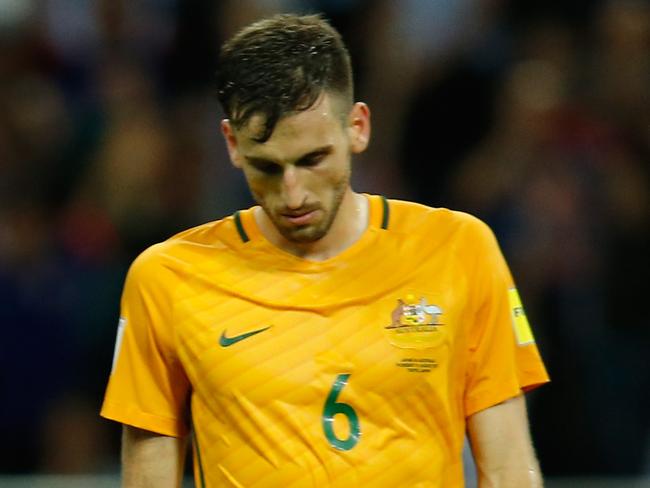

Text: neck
xmin=256 ymin=190 xmax=369 ymax=261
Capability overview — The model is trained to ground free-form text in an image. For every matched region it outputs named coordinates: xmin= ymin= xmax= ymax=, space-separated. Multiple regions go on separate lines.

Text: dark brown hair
xmin=216 ymin=14 xmax=353 ymax=142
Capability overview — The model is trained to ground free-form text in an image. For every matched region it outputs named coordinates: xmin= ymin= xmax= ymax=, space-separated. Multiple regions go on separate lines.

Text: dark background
xmin=1 ymin=0 xmax=648 ymax=480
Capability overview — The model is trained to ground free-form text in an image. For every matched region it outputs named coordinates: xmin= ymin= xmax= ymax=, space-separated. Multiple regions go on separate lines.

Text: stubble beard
xmin=261 ymin=171 xmax=350 ymax=244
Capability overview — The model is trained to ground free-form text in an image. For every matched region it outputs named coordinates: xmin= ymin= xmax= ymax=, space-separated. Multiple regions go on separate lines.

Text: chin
xmin=280 ymin=225 xmax=328 ymax=244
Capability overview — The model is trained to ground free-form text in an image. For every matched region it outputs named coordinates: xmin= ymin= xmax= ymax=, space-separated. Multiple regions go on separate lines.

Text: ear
xmin=348 ymin=102 xmax=371 ymax=154
xmin=221 ymin=119 xmax=242 ymax=168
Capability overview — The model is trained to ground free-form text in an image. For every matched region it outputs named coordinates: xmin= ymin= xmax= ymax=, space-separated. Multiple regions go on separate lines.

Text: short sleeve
xmin=463 ymin=219 xmax=549 ymax=417
xmin=100 ymin=245 xmax=191 ymax=437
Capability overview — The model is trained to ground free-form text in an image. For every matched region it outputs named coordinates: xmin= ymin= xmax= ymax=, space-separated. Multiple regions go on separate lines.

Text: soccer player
xmin=101 ymin=13 xmax=549 ymax=488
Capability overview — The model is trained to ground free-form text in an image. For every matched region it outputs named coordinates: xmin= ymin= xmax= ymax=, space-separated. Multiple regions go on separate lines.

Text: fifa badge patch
xmin=384 ymin=294 xmax=446 ymax=349
xmin=508 ymin=288 xmax=535 ymax=345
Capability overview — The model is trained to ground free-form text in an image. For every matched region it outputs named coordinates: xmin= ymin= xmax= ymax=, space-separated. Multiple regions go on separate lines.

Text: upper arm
xmin=463 ymin=218 xmax=549 ymax=416
xmin=101 ymin=248 xmax=191 ymax=437
xmin=122 ymin=425 xmax=188 ymax=488
xmin=467 ymin=395 xmax=542 ymax=488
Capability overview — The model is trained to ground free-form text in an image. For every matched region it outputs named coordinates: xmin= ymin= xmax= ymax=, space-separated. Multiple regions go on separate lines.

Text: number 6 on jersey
xmin=322 ymin=373 xmax=361 ymax=450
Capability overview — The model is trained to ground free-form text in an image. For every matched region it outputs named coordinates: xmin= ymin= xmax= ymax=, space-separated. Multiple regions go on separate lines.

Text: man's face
xmin=223 ymin=94 xmax=369 ymax=244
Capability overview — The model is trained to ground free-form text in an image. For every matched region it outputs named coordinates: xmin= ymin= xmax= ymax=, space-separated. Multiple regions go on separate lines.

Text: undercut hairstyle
xmin=216 ymin=14 xmax=353 ymax=142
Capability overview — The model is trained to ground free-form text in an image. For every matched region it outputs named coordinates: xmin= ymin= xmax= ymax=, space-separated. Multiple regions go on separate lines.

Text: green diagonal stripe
xmin=191 ymin=417 xmax=207 ymax=488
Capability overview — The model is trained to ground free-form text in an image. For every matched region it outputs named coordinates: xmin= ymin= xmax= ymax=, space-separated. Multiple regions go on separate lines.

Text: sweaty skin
xmin=222 ymin=94 xmax=371 ymax=261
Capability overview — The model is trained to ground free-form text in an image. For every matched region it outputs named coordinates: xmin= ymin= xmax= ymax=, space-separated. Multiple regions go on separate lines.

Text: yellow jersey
xmin=101 ymin=195 xmax=549 ymax=487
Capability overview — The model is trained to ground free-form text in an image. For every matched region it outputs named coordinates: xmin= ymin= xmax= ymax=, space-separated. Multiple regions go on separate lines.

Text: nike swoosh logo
xmin=219 ymin=326 xmax=271 ymax=347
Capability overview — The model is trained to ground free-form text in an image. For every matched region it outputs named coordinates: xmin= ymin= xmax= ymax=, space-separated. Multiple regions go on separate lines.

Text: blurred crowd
xmin=1 ymin=0 xmax=648 ymax=479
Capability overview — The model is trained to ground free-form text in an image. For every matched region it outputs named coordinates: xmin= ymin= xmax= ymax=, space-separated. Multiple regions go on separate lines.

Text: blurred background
xmin=0 ymin=0 xmax=648 ymax=486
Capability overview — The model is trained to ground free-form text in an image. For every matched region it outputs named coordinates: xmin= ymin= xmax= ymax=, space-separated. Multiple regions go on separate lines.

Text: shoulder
xmin=127 ymin=213 xmax=244 ymax=284
xmin=386 ymin=198 xmax=494 ymax=242
xmin=380 ymin=198 xmax=502 ymax=271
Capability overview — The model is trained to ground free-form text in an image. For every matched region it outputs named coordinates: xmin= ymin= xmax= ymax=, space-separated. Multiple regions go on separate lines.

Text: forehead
xmin=236 ymin=95 xmax=347 ymax=161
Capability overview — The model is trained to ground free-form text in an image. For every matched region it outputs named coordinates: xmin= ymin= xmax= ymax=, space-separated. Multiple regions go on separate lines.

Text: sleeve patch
xmin=508 ymin=288 xmax=535 ymax=345
xmin=111 ymin=317 xmax=127 ymax=374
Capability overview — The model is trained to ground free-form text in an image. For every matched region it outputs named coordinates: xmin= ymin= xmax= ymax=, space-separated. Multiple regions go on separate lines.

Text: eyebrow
xmin=245 ymin=145 xmax=333 ymax=166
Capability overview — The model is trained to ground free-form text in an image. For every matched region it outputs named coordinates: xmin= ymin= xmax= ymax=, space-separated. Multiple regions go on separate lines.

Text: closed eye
xmin=296 ymin=149 xmax=330 ymax=167
xmin=245 ymin=145 xmax=332 ymax=174
xmin=249 ymin=159 xmax=282 ymax=175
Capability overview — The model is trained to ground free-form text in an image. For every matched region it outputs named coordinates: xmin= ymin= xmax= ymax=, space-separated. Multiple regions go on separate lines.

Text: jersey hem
xmin=464 ymin=374 xmax=549 ymax=417
xmin=100 ymin=400 xmax=189 ymax=437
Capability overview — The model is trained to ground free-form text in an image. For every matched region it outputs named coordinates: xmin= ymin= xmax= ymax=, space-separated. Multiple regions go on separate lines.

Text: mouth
xmin=281 ymin=209 xmax=319 ymax=226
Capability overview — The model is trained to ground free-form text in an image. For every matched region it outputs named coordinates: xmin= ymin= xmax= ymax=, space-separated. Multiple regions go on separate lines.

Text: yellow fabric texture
xmin=101 ymin=195 xmax=549 ymax=487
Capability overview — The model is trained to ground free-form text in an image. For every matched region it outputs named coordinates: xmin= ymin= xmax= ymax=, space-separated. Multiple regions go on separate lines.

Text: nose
xmin=282 ymin=166 xmax=306 ymax=209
